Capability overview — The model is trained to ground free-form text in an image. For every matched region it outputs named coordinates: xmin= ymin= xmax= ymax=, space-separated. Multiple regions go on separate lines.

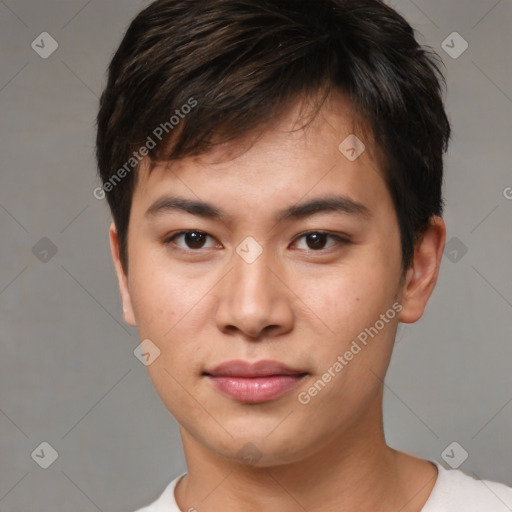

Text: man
xmin=95 ymin=0 xmax=512 ymax=510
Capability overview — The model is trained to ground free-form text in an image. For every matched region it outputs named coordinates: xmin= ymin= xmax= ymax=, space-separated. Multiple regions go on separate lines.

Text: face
xmin=110 ymin=93 xmax=444 ymax=467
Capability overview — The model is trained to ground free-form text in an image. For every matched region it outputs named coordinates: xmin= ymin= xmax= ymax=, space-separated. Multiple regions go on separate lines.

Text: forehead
xmin=131 ymin=92 xmax=387 ymax=217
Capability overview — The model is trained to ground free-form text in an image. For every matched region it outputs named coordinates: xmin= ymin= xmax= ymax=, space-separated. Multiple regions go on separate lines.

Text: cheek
xmin=295 ymin=253 xmax=400 ymax=339
xmin=130 ymin=260 xmax=213 ymax=413
xmin=128 ymin=251 xmax=204 ymax=334
xmin=127 ymin=254 xmax=218 ymax=374
xmin=129 ymin=274 xmax=175 ymax=336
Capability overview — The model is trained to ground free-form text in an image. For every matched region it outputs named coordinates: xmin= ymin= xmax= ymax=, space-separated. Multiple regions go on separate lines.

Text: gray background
xmin=0 ymin=0 xmax=511 ymax=511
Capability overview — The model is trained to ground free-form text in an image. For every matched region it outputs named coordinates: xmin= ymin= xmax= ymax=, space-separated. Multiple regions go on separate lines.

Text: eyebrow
xmin=145 ymin=196 xmax=224 ymax=219
xmin=276 ymin=196 xmax=371 ymax=221
xmin=145 ymin=195 xmax=371 ymax=222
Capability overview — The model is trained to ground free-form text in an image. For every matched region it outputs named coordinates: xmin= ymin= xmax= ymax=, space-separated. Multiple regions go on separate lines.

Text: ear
xmin=109 ymin=222 xmax=137 ymax=326
xmin=399 ymin=216 xmax=446 ymax=324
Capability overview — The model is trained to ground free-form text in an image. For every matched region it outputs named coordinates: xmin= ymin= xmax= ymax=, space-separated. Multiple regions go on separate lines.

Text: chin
xmin=204 ymin=428 xmax=318 ymax=469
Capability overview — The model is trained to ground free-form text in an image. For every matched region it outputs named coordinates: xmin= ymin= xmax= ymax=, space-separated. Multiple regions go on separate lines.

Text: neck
xmin=175 ymin=392 xmax=437 ymax=512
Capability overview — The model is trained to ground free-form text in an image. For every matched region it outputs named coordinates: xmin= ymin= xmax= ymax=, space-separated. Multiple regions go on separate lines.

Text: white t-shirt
xmin=133 ymin=462 xmax=512 ymax=511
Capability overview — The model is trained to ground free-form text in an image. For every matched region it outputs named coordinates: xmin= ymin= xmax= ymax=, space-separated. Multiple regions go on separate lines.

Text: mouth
xmin=203 ymin=360 xmax=309 ymax=403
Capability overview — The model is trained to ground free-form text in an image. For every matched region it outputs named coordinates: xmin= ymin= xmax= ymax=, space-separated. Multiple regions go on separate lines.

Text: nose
xmin=214 ymin=251 xmax=294 ymax=340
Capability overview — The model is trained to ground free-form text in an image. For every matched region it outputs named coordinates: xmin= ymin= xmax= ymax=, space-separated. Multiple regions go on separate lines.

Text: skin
xmin=110 ymin=92 xmax=446 ymax=512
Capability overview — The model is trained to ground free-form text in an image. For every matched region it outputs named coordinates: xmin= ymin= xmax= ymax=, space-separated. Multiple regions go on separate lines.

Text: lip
xmin=205 ymin=359 xmax=306 ymax=378
xmin=204 ymin=360 xmax=308 ymax=403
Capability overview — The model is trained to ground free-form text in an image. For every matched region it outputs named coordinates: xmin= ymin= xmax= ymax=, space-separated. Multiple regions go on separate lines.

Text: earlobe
xmin=109 ymin=222 xmax=137 ymax=326
xmin=399 ymin=217 xmax=446 ymax=324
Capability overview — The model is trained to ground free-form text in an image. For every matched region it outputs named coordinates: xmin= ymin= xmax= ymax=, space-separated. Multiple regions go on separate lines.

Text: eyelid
xmin=291 ymin=230 xmax=352 ymax=251
xmin=293 ymin=229 xmax=351 ymax=241
xmin=164 ymin=230 xmax=222 ymax=250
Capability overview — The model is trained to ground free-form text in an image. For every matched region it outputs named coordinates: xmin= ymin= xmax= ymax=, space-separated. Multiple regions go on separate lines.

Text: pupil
xmin=185 ymin=232 xmax=205 ymax=248
xmin=307 ymin=233 xmax=326 ymax=250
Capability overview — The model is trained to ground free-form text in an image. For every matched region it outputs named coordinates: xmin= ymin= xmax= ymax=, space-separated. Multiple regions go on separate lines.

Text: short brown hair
xmin=96 ymin=0 xmax=450 ymax=272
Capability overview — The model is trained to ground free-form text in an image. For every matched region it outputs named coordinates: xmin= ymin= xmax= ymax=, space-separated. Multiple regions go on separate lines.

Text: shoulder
xmin=131 ymin=473 xmax=186 ymax=512
xmin=422 ymin=462 xmax=512 ymax=512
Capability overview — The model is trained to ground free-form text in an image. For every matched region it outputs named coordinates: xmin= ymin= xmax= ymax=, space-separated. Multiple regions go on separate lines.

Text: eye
xmin=293 ymin=231 xmax=349 ymax=251
xmin=165 ymin=230 xmax=220 ymax=250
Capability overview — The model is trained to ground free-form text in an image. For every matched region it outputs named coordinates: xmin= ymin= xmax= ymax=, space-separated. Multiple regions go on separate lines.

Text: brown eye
xmin=305 ymin=233 xmax=328 ymax=250
xmin=293 ymin=231 xmax=350 ymax=251
xmin=183 ymin=231 xmax=207 ymax=249
xmin=167 ymin=231 xmax=219 ymax=250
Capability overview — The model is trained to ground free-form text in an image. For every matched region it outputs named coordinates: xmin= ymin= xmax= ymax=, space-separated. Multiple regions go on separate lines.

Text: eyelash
xmin=163 ymin=230 xmax=351 ymax=253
